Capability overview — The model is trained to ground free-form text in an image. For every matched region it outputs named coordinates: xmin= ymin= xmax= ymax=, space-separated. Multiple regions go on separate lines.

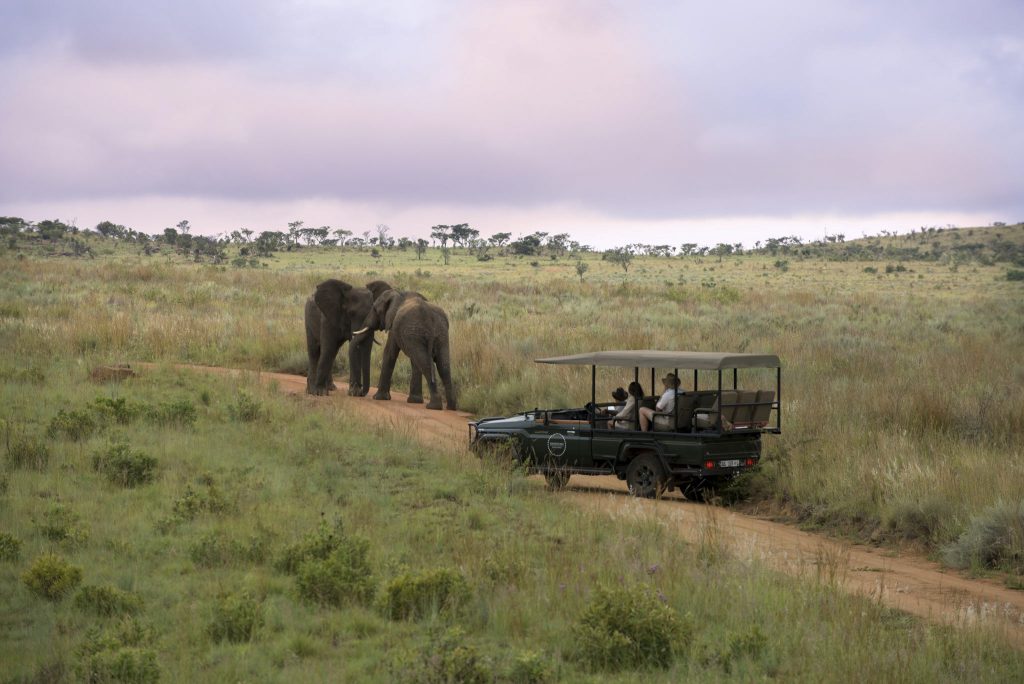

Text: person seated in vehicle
xmin=607 ymin=382 xmax=643 ymax=430
xmin=607 ymin=387 xmax=628 ymax=414
xmin=640 ymin=372 xmax=681 ymax=431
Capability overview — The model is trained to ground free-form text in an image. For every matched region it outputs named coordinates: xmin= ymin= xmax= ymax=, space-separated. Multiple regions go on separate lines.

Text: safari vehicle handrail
xmin=535 ymin=350 xmax=780 ymax=370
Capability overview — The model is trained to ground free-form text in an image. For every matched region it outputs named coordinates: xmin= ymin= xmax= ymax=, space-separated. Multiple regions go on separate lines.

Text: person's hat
xmin=661 ymin=372 xmax=681 ymax=387
xmin=612 ymin=387 xmax=628 ymax=402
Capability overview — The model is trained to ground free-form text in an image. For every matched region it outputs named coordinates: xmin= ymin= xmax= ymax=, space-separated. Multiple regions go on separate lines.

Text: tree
xmin=333 ymin=228 xmax=352 ymax=248
xmin=431 ymin=225 xmax=451 ymax=249
xmin=605 ymin=247 xmax=634 ymax=273
xmin=450 ymin=223 xmax=479 ymax=249
xmin=510 ymin=233 xmax=543 ymax=256
xmin=376 ymin=224 xmax=391 ymax=247
xmin=488 ymin=232 xmax=511 ymax=248
xmin=95 ymin=221 xmax=126 ymax=239
xmin=679 ymin=243 xmax=698 ymax=257
xmin=415 ymin=239 xmax=428 ymax=260
xmin=162 ymin=227 xmax=178 ymax=245
xmin=575 ymin=260 xmax=589 ymax=282
xmin=176 ymin=220 xmax=191 ymax=235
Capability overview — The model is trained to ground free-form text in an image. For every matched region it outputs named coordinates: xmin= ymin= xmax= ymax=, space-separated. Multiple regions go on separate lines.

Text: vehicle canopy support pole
xmin=776 ymin=366 xmax=782 ymax=431
xmin=650 ymin=368 xmax=655 ymax=397
xmin=693 ymin=369 xmax=698 ymax=391
xmin=634 ymin=366 xmax=640 ymax=431
xmin=733 ymin=368 xmax=738 ymax=390
xmin=591 ymin=365 xmax=596 ymax=428
xmin=717 ymin=369 xmax=723 ymax=432
xmin=674 ymin=367 xmax=679 ymax=430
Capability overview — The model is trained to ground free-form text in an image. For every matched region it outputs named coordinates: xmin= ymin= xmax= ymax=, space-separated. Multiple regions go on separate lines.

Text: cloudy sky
xmin=1 ymin=0 xmax=1022 ymax=248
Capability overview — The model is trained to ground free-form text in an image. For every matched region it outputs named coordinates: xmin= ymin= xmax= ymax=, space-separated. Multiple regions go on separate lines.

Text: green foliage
xmin=571 ymin=585 xmax=690 ymax=672
xmin=0 ymin=531 xmax=22 ymax=562
xmin=144 ymin=398 xmax=197 ymax=427
xmin=1006 ymin=268 xmax=1024 ymax=281
xmin=295 ymin=537 xmax=375 ymax=608
xmin=47 ymin=408 xmax=97 ymax=441
xmin=207 ymin=591 xmax=264 ymax=643
xmin=4 ymin=426 xmax=50 ymax=471
xmin=157 ymin=481 xmax=234 ymax=532
xmin=74 ymin=585 xmax=143 ymax=617
xmin=92 ymin=443 xmax=158 ymax=488
xmin=508 ymin=650 xmax=553 ymax=683
xmin=22 ymin=553 xmax=83 ymax=600
xmin=37 ymin=503 xmax=90 ymax=547
xmin=228 ymin=391 xmax=265 ymax=422
xmin=380 ymin=568 xmax=469 ymax=621
xmin=863 ymin=266 xmax=878 ymax=273
xmin=93 ymin=396 xmax=141 ymax=425
xmin=699 ymin=626 xmax=767 ymax=673
xmin=75 ymin=618 xmax=160 ymax=684
xmin=773 ymin=259 xmax=789 ymax=271
xmin=275 ymin=518 xmax=345 ymax=574
xmin=942 ymin=501 xmax=1024 ymax=574
xmin=392 ymin=627 xmax=491 ymax=684
xmin=189 ymin=530 xmax=267 ymax=567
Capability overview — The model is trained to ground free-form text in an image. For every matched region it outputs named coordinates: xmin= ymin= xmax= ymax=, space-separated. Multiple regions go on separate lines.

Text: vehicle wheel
xmin=544 ymin=469 xmax=570 ymax=491
xmin=626 ymin=454 xmax=667 ymax=499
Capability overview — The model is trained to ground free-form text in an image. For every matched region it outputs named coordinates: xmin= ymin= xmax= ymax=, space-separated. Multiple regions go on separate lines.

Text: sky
xmin=1 ymin=0 xmax=1022 ymax=249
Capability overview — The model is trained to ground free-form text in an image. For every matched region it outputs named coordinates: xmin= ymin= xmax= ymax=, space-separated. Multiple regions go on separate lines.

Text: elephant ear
xmin=313 ymin=279 xmax=353 ymax=323
xmin=373 ymin=290 xmax=399 ymax=331
xmin=365 ymin=280 xmax=393 ymax=302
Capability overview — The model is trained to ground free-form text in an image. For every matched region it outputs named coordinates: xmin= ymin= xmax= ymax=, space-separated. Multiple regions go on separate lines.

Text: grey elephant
xmin=353 ymin=290 xmax=456 ymax=410
xmin=304 ymin=279 xmax=393 ymax=396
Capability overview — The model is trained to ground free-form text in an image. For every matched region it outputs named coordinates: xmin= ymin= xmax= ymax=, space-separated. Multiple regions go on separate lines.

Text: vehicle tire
xmin=544 ymin=469 xmax=570 ymax=491
xmin=626 ymin=454 xmax=668 ymax=499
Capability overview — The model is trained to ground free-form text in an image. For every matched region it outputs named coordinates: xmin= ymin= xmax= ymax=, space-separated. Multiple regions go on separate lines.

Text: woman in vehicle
xmin=608 ymin=382 xmax=644 ymax=430
xmin=640 ymin=372 xmax=681 ymax=431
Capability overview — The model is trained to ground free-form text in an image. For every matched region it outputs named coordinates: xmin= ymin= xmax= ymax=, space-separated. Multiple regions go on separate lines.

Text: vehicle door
xmin=527 ymin=415 xmax=593 ymax=468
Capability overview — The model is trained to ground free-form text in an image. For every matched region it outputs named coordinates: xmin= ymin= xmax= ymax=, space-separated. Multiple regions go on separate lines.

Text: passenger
xmin=640 ymin=373 xmax=681 ymax=431
xmin=608 ymin=387 xmax=628 ymax=413
xmin=608 ymin=382 xmax=644 ymax=430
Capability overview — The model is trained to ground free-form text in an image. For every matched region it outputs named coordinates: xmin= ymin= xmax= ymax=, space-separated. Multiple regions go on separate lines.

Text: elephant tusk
xmin=353 ymin=326 xmax=370 ymax=336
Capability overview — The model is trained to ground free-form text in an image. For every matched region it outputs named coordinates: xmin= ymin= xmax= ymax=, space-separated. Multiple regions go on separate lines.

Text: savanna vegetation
xmin=1 ymin=219 xmax=1023 ymax=681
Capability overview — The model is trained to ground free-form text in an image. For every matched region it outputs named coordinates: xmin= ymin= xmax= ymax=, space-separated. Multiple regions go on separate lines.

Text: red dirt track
xmin=148 ymin=363 xmax=1024 ymax=645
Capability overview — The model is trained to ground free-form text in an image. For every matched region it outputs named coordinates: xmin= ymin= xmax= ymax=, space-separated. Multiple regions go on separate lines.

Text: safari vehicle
xmin=469 ymin=351 xmax=781 ymax=498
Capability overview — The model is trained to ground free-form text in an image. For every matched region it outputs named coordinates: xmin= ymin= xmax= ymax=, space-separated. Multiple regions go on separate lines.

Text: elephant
xmin=353 ymin=290 xmax=456 ymax=410
xmin=304 ymin=279 xmax=393 ymax=396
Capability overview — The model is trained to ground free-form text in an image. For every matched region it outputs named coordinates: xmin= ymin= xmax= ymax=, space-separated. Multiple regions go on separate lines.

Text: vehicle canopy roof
xmin=535 ymin=350 xmax=780 ymax=370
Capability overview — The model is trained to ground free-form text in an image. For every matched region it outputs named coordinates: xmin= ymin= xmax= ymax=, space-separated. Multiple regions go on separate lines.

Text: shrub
xmin=92 ymin=396 xmax=140 ymax=425
xmin=74 ymin=585 xmax=143 ymax=617
xmin=571 ymin=585 xmax=690 ymax=672
xmin=4 ymin=430 xmax=50 ymax=471
xmin=1006 ymin=268 xmax=1024 ymax=281
xmin=37 ymin=504 xmax=90 ymax=547
xmin=276 ymin=518 xmax=346 ymax=574
xmin=295 ymin=536 xmax=375 ymax=607
xmin=699 ymin=626 xmax=767 ymax=673
xmin=22 ymin=553 xmax=83 ymax=600
xmin=942 ymin=501 xmax=1024 ymax=574
xmin=145 ymin=399 xmax=197 ymax=427
xmin=189 ymin=530 xmax=267 ymax=567
xmin=508 ymin=649 xmax=553 ymax=684
xmin=0 ymin=531 xmax=22 ymax=561
xmin=92 ymin=443 xmax=158 ymax=487
xmin=157 ymin=482 xmax=234 ymax=532
xmin=380 ymin=568 xmax=469 ymax=621
xmin=863 ymin=266 xmax=878 ymax=274
xmin=228 ymin=391 xmax=265 ymax=422
xmin=47 ymin=409 xmax=97 ymax=441
xmin=75 ymin=618 xmax=160 ymax=684
xmin=392 ymin=627 xmax=491 ymax=684
xmin=207 ymin=591 xmax=265 ymax=643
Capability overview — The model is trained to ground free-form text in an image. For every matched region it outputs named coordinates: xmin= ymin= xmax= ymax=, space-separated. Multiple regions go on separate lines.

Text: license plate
xmin=719 ymin=459 xmax=742 ymax=468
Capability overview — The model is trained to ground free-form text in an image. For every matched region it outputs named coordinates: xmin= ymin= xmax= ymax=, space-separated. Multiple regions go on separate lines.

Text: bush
xmin=508 ymin=649 xmax=553 ymax=683
xmin=145 ymin=399 xmax=197 ymax=427
xmin=0 ymin=531 xmax=22 ymax=562
xmin=157 ymin=482 xmax=234 ymax=532
xmin=74 ymin=585 xmax=143 ymax=617
xmin=699 ymin=626 xmax=767 ymax=673
xmin=942 ymin=501 xmax=1024 ymax=574
xmin=380 ymin=568 xmax=469 ymax=621
xmin=93 ymin=396 xmax=140 ymax=425
xmin=276 ymin=518 xmax=346 ymax=574
xmin=571 ymin=585 xmax=690 ymax=672
xmin=75 ymin=618 xmax=160 ymax=684
xmin=228 ymin=392 xmax=265 ymax=422
xmin=189 ymin=530 xmax=266 ymax=567
xmin=38 ymin=503 xmax=90 ymax=546
xmin=22 ymin=553 xmax=83 ymax=600
xmin=207 ymin=591 xmax=265 ymax=643
xmin=295 ymin=536 xmax=375 ymax=608
xmin=92 ymin=443 xmax=158 ymax=487
xmin=4 ymin=429 xmax=50 ymax=470
xmin=47 ymin=409 xmax=97 ymax=441
xmin=392 ymin=627 xmax=491 ymax=684
xmin=863 ymin=266 xmax=878 ymax=274
xmin=1006 ymin=268 xmax=1024 ymax=281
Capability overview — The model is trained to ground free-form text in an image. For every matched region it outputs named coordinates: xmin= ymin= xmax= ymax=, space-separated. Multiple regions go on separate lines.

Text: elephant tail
xmin=427 ymin=337 xmax=437 ymax=388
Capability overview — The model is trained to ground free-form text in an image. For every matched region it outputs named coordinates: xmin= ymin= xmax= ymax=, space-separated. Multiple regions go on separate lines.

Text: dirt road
xmin=149 ymin=364 xmax=1024 ymax=644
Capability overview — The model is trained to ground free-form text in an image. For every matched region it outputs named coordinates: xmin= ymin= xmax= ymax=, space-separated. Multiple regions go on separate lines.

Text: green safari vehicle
xmin=469 ymin=350 xmax=781 ymax=498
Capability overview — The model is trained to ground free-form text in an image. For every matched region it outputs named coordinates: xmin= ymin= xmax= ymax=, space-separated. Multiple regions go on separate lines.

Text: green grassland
xmin=1 ymin=225 xmax=1024 ymax=680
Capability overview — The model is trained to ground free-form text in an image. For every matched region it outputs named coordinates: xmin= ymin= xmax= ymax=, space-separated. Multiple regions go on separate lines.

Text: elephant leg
xmin=373 ymin=340 xmax=400 ymax=400
xmin=312 ymin=337 xmax=341 ymax=396
xmin=358 ymin=338 xmax=372 ymax=396
xmin=405 ymin=346 xmax=441 ymax=410
xmin=346 ymin=338 xmax=361 ymax=396
xmin=435 ymin=341 xmax=457 ymax=410
xmin=407 ymin=363 xmax=424 ymax=403
xmin=306 ymin=338 xmax=320 ymax=394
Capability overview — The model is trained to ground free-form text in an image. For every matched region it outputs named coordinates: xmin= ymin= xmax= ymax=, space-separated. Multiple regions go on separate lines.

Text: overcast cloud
xmin=1 ymin=0 xmax=1021 ymax=246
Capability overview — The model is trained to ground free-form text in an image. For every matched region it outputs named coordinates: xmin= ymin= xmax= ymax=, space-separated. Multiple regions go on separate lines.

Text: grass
xmin=1 ymin=230 xmax=1023 ymax=679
